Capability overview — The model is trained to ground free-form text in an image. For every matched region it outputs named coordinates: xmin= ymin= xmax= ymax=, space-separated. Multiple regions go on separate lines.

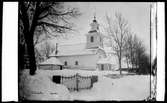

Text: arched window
xmin=90 ymin=36 xmax=94 ymax=42
xmin=100 ymin=37 xmax=102 ymax=42
xmin=75 ymin=61 xmax=78 ymax=65
xmin=101 ymin=64 xmax=104 ymax=70
xmin=64 ymin=61 xmax=67 ymax=66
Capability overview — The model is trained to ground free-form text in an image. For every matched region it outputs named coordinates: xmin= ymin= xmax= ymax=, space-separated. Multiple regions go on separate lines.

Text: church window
xmin=64 ymin=61 xmax=67 ymax=66
xmin=90 ymin=36 xmax=94 ymax=42
xmin=101 ymin=64 xmax=104 ymax=70
xmin=75 ymin=61 xmax=78 ymax=65
xmin=100 ymin=37 xmax=102 ymax=42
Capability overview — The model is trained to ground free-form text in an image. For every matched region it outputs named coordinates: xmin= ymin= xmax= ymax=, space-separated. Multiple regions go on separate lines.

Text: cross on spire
xmin=93 ymin=10 xmax=97 ymax=22
xmin=93 ymin=7 xmax=96 ymax=21
xmin=94 ymin=12 xmax=96 ymax=20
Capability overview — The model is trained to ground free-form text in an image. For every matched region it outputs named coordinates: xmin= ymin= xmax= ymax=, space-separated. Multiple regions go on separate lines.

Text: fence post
xmin=61 ymin=76 xmax=62 ymax=84
xmin=76 ymin=73 xmax=79 ymax=91
xmin=91 ymin=76 xmax=93 ymax=88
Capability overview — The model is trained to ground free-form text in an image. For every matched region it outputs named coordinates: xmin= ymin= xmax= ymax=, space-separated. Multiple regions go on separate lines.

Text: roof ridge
xmin=58 ymin=42 xmax=86 ymax=46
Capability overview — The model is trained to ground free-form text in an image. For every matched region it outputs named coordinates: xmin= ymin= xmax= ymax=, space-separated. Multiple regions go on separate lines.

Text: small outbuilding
xmin=97 ymin=57 xmax=116 ymax=71
xmin=38 ymin=57 xmax=63 ymax=70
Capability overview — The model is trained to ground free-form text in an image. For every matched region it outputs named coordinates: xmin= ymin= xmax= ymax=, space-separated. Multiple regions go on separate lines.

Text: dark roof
xmin=93 ymin=19 xmax=97 ymax=22
xmin=88 ymin=30 xmax=98 ymax=33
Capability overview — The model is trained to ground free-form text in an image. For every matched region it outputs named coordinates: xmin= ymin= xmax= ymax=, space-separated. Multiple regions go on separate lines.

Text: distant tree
xmin=33 ymin=26 xmax=50 ymax=46
xmin=136 ymin=52 xmax=150 ymax=74
xmin=124 ymin=33 xmax=140 ymax=69
xmin=40 ymin=41 xmax=55 ymax=60
xmin=34 ymin=47 xmax=44 ymax=65
xmin=19 ymin=2 xmax=81 ymax=75
xmin=124 ymin=33 xmax=150 ymax=74
xmin=133 ymin=37 xmax=144 ymax=68
xmin=134 ymin=39 xmax=150 ymax=74
xmin=124 ymin=32 xmax=133 ymax=69
xmin=105 ymin=12 xmax=129 ymax=74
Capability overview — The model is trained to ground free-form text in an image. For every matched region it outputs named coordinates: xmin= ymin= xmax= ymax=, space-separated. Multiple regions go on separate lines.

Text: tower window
xmin=100 ymin=37 xmax=102 ymax=42
xmin=75 ymin=61 xmax=78 ymax=65
xmin=90 ymin=36 xmax=94 ymax=42
xmin=101 ymin=64 xmax=104 ymax=70
xmin=64 ymin=61 xmax=67 ymax=66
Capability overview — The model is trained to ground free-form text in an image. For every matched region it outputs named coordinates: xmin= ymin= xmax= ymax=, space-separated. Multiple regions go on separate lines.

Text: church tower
xmin=86 ymin=15 xmax=103 ymax=49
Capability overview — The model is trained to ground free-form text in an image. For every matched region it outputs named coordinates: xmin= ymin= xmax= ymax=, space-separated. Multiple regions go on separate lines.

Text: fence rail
xmin=53 ymin=73 xmax=98 ymax=92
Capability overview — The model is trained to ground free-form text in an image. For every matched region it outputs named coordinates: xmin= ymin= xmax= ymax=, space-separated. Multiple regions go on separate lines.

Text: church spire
xmin=94 ymin=11 xmax=96 ymax=19
xmin=89 ymin=11 xmax=99 ymax=32
xmin=93 ymin=11 xmax=97 ymax=22
xmin=86 ymin=12 xmax=103 ymax=49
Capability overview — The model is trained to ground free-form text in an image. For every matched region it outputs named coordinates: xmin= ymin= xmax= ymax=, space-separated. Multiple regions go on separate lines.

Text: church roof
xmin=39 ymin=57 xmax=63 ymax=65
xmin=49 ymin=42 xmax=116 ymax=57
xmin=50 ymin=43 xmax=99 ymax=57
xmin=103 ymin=47 xmax=116 ymax=54
xmin=97 ymin=57 xmax=115 ymax=64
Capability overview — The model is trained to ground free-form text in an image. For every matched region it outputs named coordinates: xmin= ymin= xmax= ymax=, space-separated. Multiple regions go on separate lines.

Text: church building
xmin=50 ymin=16 xmax=118 ymax=71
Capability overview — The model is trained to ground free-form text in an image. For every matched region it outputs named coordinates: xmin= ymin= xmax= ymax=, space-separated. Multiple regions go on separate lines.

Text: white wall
xmin=108 ymin=54 xmax=128 ymax=69
xmin=57 ymin=54 xmax=99 ymax=70
xmin=57 ymin=52 xmax=128 ymax=70
xmin=86 ymin=32 xmax=103 ymax=49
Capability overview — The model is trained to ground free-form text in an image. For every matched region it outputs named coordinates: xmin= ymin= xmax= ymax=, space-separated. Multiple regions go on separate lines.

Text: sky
xmin=51 ymin=2 xmax=151 ymax=54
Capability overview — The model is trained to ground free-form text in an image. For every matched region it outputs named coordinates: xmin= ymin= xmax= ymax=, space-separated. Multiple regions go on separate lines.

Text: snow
xmin=97 ymin=57 xmax=115 ymax=64
xmin=103 ymin=46 xmax=116 ymax=54
xmin=70 ymin=75 xmax=150 ymax=101
xmin=19 ymin=69 xmax=72 ymax=100
xmin=39 ymin=57 xmax=63 ymax=65
xmin=19 ymin=69 xmax=151 ymax=101
xmin=49 ymin=43 xmax=115 ymax=57
xmin=49 ymin=43 xmax=95 ymax=57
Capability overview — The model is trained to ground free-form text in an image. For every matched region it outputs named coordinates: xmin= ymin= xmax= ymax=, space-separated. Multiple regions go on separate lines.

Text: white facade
xmin=57 ymin=54 xmax=99 ymax=70
xmin=50 ymin=42 xmax=107 ymax=70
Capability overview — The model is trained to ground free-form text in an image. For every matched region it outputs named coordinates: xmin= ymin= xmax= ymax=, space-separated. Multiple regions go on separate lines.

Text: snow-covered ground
xmin=19 ymin=69 xmax=151 ymax=101
xmin=71 ymin=75 xmax=150 ymax=101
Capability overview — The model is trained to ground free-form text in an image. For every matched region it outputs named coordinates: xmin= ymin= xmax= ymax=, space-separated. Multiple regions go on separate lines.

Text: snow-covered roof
xmin=97 ymin=57 xmax=115 ymax=64
xmin=50 ymin=43 xmax=98 ymax=57
xmin=39 ymin=57 xmax=63 ymax=65
xmin=49 ymin=42 xmax=116 ymax=57
xmin=103 ymin=47 xmax=116 ymax=54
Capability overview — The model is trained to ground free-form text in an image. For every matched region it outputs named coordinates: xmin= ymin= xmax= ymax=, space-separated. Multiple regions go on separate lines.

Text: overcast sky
xmin=52 ymin=2 xmax=151 ymax=54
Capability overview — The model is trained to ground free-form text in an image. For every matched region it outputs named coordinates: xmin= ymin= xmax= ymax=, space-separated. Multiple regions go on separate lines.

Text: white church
xmin=48 ymin=16 xmax=127 ymax=71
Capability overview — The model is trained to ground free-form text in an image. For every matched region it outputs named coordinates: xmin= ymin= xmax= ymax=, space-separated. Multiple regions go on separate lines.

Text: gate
xmin=59 ymin=73 xmax=97 ymax=92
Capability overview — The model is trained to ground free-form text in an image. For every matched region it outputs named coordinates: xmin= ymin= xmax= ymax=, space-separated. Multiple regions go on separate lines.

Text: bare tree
xmin=33 ymin=26 xmax=51 ymax=46
xmin=124 ymin=33 xmax=150 ymax=74
xmin=105 ymin=12 xmax=129 ymax=74
xmin=134 ymin=38 xmax=146 ymax=69
xmin=124 ymin=32 xmax=132 ymax=69
xmin=40 ymin=41 xmax=55 ymax=60
xmin=19 ymin=2 xmax=81 ymax=75
xmin=34 ymin=47 xmax=44 ymax=65
xmin=135 ymin=41 xmax=150 ymax=74
xmin=124 ymin=33 xmax=138 ymax=69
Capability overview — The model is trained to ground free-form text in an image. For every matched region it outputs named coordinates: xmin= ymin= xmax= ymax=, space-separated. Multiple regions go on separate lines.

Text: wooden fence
xmin=53 ymin=73 xmax=98 ymax=92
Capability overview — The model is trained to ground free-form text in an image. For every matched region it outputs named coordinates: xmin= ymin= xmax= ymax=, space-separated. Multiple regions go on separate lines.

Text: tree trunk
xmin=130 ymin=51 xmax=133 ymax=69
xmin=125 ymin=56 xmax=129 ymax=69
xmin=26 ymin=9 xmax=39 ymax=75
xmin=24 ymin=28 xmax=37 ymax=75
xmin=119 ymin=56 xmax=122 ymax=75
xmin=19 ymin=2 xmax=38 ymax=75
xmin=26 ymin=36 xmax=37 ymax=75
xmin=19 ymin=43 xmax=25 ymax=70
